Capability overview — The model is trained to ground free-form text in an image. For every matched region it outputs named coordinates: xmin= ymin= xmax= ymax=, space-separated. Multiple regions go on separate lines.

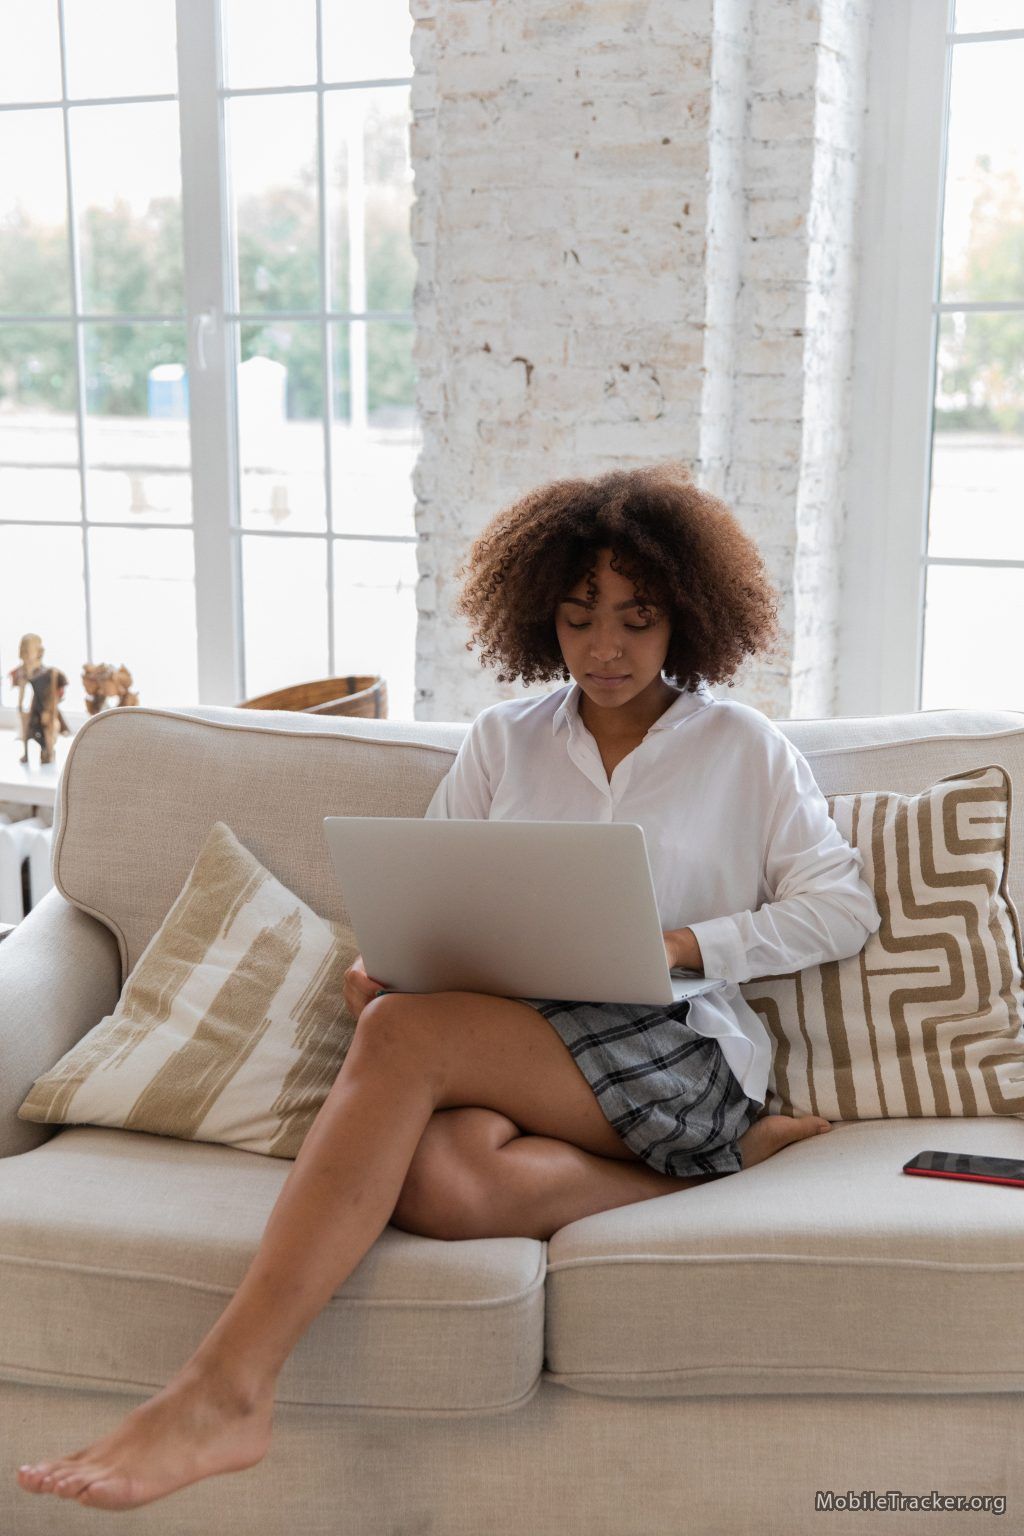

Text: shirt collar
xmin=551 ymin=676 xmax=715 ymax=737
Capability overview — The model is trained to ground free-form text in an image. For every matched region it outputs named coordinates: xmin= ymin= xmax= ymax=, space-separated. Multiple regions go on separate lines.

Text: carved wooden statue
xmin=6 ymin=633 xmax=71 ymax=766
xmin=82 ymin=662 xmax=140 ymax=715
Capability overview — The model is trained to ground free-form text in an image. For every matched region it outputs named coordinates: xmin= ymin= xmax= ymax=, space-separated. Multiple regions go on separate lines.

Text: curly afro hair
xmin=451 ymin=459 xmax=781 ymax=692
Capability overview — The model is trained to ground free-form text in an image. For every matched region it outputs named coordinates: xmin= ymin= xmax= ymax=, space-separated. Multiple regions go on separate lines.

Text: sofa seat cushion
xmin=545 ymin=1116 xmax=1024 ymax=1399
xmin=0 ymin=1127 xmax=544 ymax=1415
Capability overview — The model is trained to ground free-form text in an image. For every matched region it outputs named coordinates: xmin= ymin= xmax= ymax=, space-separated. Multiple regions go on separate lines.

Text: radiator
xmin=0 ymin=816 xmax=55 ymax=925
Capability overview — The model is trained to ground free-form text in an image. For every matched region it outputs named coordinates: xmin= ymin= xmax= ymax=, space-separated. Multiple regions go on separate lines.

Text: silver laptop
xmin=323 ymin=816 xmax=727 ymax=1007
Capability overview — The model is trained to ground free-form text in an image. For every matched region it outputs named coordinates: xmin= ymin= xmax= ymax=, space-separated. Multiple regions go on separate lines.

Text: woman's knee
xmin=349 ymin=993 xmax=440 ymax=1078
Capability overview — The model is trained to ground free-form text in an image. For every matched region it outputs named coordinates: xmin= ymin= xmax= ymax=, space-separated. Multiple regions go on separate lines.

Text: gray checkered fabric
xmin=515 ymin=996 xmax=764 ymax=1177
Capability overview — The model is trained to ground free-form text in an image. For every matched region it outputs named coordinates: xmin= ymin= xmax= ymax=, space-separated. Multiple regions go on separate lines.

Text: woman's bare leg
xmin=483 ymin=1112 xmax=828 ymax=1239
xmin=16 ymin=990 xmax=828 ymax=1511
xmin=15 ymin=1017 xmax=443 ymax=1511
xmin=468 ymin=1135 xmax=714 ymax=1239
xmin=392 ymin=1114 xmax=825 ymax=1243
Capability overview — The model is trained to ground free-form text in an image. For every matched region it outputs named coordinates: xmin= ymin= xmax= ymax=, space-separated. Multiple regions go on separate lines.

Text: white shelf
xmin=0 ymin=725 xmax=75 ymax=811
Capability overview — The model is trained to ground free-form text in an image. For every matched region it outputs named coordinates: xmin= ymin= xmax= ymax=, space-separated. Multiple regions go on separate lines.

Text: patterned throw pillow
xmin=741 ymin=765 xmax=1024 ymax=1121
xmin=18 ymin=821 xmax=361 ymax=1157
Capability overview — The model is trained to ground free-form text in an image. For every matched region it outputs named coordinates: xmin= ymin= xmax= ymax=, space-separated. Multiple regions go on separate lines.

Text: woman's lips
xmin=589 ymin=673 xmax=630 ymax=685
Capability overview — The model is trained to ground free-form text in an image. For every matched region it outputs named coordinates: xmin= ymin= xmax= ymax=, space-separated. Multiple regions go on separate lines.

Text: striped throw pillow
xmin=18 ymin=820 xmax=361 ymax=1157
xmin=740 ymin=765 xmax=1024 ymax=1121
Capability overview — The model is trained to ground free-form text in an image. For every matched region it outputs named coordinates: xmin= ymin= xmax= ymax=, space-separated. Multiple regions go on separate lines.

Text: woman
xmin=16 ymin=460 xmax=880 ymax=1511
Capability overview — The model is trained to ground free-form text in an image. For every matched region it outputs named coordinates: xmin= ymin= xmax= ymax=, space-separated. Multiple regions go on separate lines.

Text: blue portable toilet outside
xmin=148 ymin=364 xmax=189 ymax=419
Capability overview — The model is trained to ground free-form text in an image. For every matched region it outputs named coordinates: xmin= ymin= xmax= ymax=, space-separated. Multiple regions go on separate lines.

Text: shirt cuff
xmin=685 ymin=916 xmax=749 ymax=985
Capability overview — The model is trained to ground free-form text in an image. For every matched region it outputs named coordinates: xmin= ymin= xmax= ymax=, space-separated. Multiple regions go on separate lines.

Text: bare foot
xmin=15 ymin=1362 xmax=273 ymax=1511
xmin=737 ymin=1110 xmax=831 ymax=1170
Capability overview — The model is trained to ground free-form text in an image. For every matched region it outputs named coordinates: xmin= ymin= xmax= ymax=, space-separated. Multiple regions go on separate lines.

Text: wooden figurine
xmin=6 ymin=633 xmax=71 ymax=766
xmin=81 ymin=662 xmax=140 ymax=715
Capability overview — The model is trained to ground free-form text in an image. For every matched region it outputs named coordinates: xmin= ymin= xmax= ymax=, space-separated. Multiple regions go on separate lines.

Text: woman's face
xmin=554 ymin=548 xmax=673 ymax=718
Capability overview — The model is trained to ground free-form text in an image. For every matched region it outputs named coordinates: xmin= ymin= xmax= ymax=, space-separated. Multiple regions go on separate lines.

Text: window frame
xmin=839 ymin=0 xmax=953 ymax=717
xmin=840 ymin=0 xmax=1024 ymax=716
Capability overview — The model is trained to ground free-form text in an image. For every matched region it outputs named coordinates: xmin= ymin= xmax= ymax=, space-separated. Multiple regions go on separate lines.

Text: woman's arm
xmin=423 ymin=714 xmax=494 ymax=820
xmin=683 ymin=738 xmax=880 ymax=985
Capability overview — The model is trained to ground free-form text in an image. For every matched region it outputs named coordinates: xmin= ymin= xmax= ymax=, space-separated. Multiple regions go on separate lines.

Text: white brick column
xmin=411 ymin=0 xmax=873 ymax=723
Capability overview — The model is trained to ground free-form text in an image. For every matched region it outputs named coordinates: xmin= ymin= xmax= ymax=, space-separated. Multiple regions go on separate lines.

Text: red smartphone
xmin=903 ymin=1150 xmax=1024 ymax=1188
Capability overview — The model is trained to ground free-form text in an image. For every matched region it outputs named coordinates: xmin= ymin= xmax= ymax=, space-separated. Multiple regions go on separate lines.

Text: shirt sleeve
xmin=686 ymin=736 xmax=881 ymax=984
xmin=423 ymin=714 xmax=494 ymax=821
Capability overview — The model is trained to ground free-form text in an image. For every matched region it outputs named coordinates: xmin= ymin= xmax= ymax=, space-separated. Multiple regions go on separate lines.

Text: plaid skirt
xmin=514 ymin=994 xmax=764 ymax=1178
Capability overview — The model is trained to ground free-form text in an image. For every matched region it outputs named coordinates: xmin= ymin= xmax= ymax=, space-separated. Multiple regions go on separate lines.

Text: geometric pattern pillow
xmin=17 ymin=821 xmax=362 ymax=1158
xmin=741 ymin=765 xmax=1024 ymax=1120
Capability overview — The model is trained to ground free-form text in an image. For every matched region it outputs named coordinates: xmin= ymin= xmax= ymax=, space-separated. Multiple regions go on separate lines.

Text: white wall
xmin=410 ymin=0 xmax=874 ymax=723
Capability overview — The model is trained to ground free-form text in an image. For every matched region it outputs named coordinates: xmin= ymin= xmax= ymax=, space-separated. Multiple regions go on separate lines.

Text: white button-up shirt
xmin=423 ymin=678 xmax=881 ymax=1105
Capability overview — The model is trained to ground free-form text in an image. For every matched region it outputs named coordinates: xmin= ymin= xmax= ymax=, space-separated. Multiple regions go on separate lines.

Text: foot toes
xmin=78 ymin=1476 xmax=121 ymax=1509
xmin=22 ymin=1461 xmax=55 ymax=1481
xmin=54 ymin=1469 xmax=95 ymax=1499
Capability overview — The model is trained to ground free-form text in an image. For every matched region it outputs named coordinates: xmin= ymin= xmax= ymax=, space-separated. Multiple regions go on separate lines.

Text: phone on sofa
xmin=903 ymin=1150 xmax=1024 ymax=1188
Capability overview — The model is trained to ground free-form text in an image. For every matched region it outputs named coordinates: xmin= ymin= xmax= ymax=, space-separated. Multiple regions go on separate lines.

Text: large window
xmin=842 ymin=0 xmax=1024 ymax=714
xmin=922 ymin=1 xmax=1024 ymax=710
xmin=0 ymin=0 xmax=418 ymax=726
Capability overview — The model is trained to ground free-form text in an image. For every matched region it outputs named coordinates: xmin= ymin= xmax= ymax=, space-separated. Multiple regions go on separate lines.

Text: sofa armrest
xmin=0 ymin=886 xmax=122 ymax=1158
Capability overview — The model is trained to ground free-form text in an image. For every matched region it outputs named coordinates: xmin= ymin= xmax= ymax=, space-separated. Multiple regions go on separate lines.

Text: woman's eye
xmin=566 ymin=621 xmax=650 ymax=631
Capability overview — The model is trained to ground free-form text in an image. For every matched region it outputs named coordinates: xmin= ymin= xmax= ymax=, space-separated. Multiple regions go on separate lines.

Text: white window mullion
xmin=175 ymin=0 xmax=243 ymax=705
xmin=56 ymin=0 xmax=94 ymax=698
xmin=839 ymin=0 xmax=952 ymax=715
xmin=347 ymin=100 xmax=367 ymax=435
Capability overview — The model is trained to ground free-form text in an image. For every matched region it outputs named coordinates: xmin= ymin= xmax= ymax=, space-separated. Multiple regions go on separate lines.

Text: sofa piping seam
xmin=0 ymin=1359 xmax=543 ymax=1416
xmin=545 ymin=1254 xmax=1024 ymax=1272
xmin=0 ymin=1250 xmax=547 ymax=1307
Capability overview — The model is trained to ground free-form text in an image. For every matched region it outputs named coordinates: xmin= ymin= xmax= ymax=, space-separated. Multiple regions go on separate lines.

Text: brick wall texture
xmin=410 ymin=0 xmax=873 ymax=723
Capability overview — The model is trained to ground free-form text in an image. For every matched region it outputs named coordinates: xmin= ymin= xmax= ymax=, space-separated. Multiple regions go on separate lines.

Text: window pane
xmin=325 ymin=86 xmax=414 ymax=315
xmin=921 ymin=564 xmax=1024 ymax=710
xmin=329 ymin=321 xmax=417 ymax=538
xmin=939 ymin=38 xmax=1024 ymax=304
xmin=222 ymin=0 xmax=316 ymax=90
xmin=331 ymin=417 xmax=419 ymax=539
xmin=332 ymin=539 xmax=417 ymax=722
xmin=0 ymin=321 xmax=81 ymax=523
xmin=365 ymin=89 xmax=415 ymax=313
xmin=0 ymin=110 xmax=70 ymax=315
xmin=70 ymin=103 xmax=184 ymax=314
xmin=229 ymin=94 xmax=319 ymax=314
xmin=88 ymin=527 xmax=197 ymax=704
xmin=0 ymin=525 xmax=87 ymax=710
xmin=236 ymin=322 xmax=325 ymax=532
xmin=0 ymin=324 xmax=77 ymax=457
xmin=83 ymin=323 xmax=192 ymax=523
xmin=322 ymin=0 xmax=413 ymax=84
xmin=954 ymin=2 xmax=1024 ymax=31
xmin=241 ymin=534 xmax=328 ymax=697
xmin=930 ymin=435 xmax=1024 ymax=560
xmin=331 ymin=320 xmax=416 ymax=428
xmin=929 ymin=311 xmax=1024 ymax=559
xmin=0 ymin=2 xmax=61 ymax=103
xmin=63 ymin=0 xmax=178 ymax=100
xmin=0 ymin=467 xmax=80 ymax=522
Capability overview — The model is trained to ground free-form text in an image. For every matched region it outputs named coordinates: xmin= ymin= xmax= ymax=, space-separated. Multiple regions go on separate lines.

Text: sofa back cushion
xmin=53 ymin=702 xmax=1024 ymax=996
xmin=52 ymin=705 xmax=465 ymax=982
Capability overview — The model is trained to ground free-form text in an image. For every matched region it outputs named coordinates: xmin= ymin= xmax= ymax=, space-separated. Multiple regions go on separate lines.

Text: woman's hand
xmin=663 ymin=927 xmax=705 ymax=974
xmin=343 ymin=953 xmax=391 ymax=1025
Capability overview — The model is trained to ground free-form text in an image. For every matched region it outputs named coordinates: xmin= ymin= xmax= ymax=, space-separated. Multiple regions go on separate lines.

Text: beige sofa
xmin=1 ymin=701 xmax=1021 ymax=1536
